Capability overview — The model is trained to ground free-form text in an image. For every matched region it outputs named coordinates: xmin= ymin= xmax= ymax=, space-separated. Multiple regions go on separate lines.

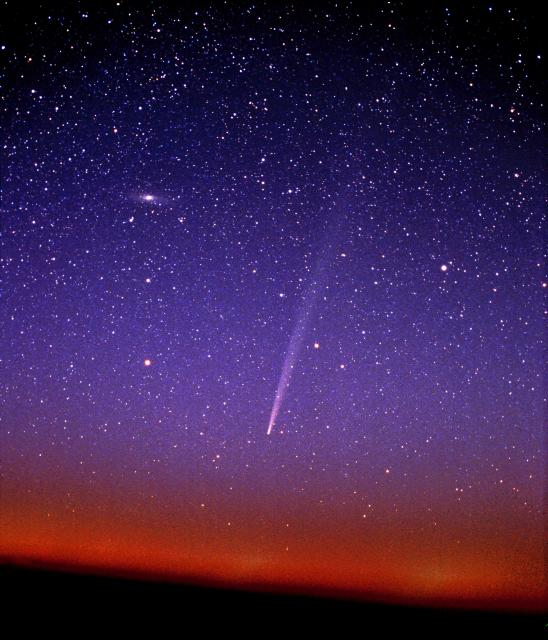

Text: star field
xmin=0 ymin=1 xmax=545 ymax=609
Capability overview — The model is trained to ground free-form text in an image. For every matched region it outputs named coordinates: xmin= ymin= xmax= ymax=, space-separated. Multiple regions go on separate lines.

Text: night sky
xmin=1 ymin=1 xmax=545 ymax=610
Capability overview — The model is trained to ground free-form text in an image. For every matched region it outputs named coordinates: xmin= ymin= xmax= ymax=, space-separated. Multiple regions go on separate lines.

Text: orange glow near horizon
xmin=1 ymin=484 xmax=544 ymax=612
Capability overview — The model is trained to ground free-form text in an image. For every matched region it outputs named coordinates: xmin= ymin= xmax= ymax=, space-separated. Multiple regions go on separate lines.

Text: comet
xmin=265 ymin=193 xmax=349 ymax=435
xmin=266 ymin=252 xmax=330 ymax=435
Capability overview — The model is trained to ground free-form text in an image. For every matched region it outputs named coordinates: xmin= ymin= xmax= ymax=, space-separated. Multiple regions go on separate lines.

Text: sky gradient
xmin=1 ymin=1 xmax=545 ymax=611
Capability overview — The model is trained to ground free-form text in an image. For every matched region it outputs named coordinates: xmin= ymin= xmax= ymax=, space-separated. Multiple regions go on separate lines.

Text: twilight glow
xmin=1 ymin=1 xmax=545 ymax=612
